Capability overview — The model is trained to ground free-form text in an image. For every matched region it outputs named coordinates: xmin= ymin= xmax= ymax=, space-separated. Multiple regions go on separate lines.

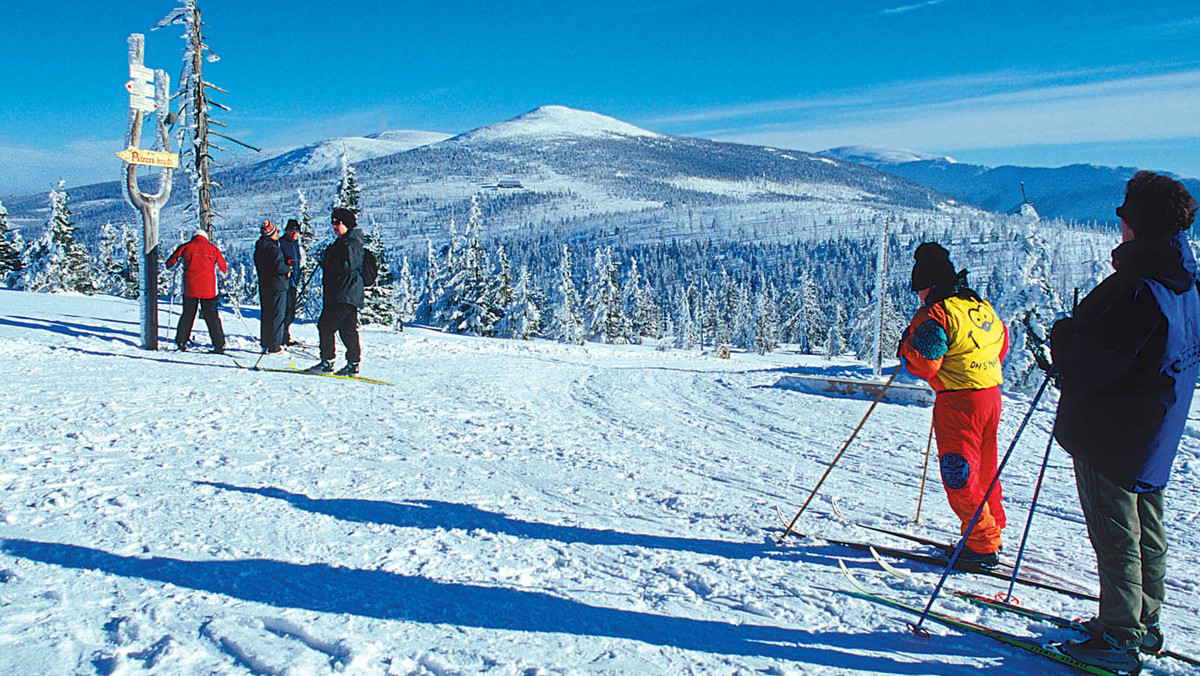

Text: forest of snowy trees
xmin=0 ymin=159 xmax=1125 ymax=395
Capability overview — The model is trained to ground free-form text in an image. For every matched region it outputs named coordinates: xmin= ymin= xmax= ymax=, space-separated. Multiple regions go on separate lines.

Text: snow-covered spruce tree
xmin=334 ymin=151 xmax=361 ymax=214
xmin=419 ymin=237 xmax=443 ymax=323
xmin=22 ymin=184 xmax=94 ymax=294
xmin=438 ymin=196 xmax=507 ymax=336
xmin=583 ymin=246 xmax=631 ymax=344
xmin=781 ymin=270 xmax=823 ymax=353
xmin=294 ymin=188 xmax=321 ymax=318
xmin=497 ymin=263 xmax=541 ymax=340
xmin=752 ymin=279 xmax=780 ymax=355
xmin=0 ymin=200 xmax=25 ymax=287
xmin=359 ymin=222 xmax=394 ymax=326
xmin=547 ymin=244 xmax=583 ymax=344
xmin=826 ymin=303 xmax=847 ymax=360
xmin=673 ymin=285 xmax=701 ymax=350
xmin=95 ymin=222 xmax=126 ymax=295
xmin=393 ymin=254 xmax=416 ymax=330
xmin=993 ymin=203 xmax=1063 ymax=393
xmin=625 ymin=257 xmax=662 ymax=342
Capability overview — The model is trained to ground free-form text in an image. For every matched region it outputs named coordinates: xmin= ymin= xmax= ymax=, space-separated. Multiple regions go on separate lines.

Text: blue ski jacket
xmin=1051 ymin=232 xmax=1200 ymax=491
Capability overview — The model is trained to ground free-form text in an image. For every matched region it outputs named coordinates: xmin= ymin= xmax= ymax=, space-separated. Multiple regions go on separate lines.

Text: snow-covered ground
xmin=1 ymin=289 xmax=1197 ymax=675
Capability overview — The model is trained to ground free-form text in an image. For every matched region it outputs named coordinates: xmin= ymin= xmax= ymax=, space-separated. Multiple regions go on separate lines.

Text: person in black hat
xmin=898 ymin=242 xmax=1009 ymax=571
xmin=1049 ymin=171 xmax=1200 ymax=672
xmin=307 ymin=207 xmax=365 ymax=375
xmin=280 ymin=219 xmax=304 ymax=346
xmin=253 ymin=219 xmax=290 ymax=354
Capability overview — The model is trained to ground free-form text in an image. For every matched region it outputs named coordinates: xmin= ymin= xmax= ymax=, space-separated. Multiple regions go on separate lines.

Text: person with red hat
xmin=165 ymin=229 xmax=227 ymax=353
xmin=898 ymin=242 xmax=1009 ymax=571
xmin=254 ymin=220 xmax=290 ymax=354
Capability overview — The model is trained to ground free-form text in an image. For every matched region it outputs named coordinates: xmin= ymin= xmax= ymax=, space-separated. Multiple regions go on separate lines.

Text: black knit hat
xmin=911 ymin=242 xmax=957 ymax=291
xmin=331 ymin=207 xmax=357 ymax=230
xmin=285 ymin=218 xmax=301 ymax=232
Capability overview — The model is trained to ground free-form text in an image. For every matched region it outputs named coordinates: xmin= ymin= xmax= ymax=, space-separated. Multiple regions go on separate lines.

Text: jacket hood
xmin=1113 ymin=232 xmax=1198 ymax=294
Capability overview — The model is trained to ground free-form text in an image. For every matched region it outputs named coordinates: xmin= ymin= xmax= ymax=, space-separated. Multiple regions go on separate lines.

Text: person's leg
xmin=317 ymin=306 xmax=338 ymax=362
xmin=934 ymin=389 xmax=1003 ymax=554
xmin=269 ymin=288 xmax=287 ymax=350
xmin=1137 ymin=489 xmax=1167 ymax=632
xmin=283 ymin=285 xmax=298 ymax=343
xmin=1074 ymin=458 xmax=1145 ymax=647
xmin=176 ymin=296 xmax=198 ymax=347
xmin=338 ymin=305 xmax=361 ymax=363
xmin=978 ymin=387 xmax=1006 ymax=531
xmin=199 ymin=297 xmax=225 ymax=351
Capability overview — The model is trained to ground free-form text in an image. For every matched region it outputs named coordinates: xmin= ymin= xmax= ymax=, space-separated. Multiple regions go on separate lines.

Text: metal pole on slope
xmin=1002 ymin=425 xmax=1057 ymax=603
xmin=913 ymin=415 xmax=936 ymax=524
xmin=778 ymin=363 xmax=903 ymax=544
xmin=908 ymin=372 xmax=1053 ymax=636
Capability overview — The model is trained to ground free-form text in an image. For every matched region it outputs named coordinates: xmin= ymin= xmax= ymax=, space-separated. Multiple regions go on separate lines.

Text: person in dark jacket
xmin=254 ymin=220 xmax=290 ymax=354
xmin=165 ymin=229 xmax=227 ymax=353
xmin=1050 ymin=171 xmax=1200 ymax=673
xmin=306 ymin=207 xmax=364 ymax=375
xmin=279 ymin=219 xmax=304 ymax=346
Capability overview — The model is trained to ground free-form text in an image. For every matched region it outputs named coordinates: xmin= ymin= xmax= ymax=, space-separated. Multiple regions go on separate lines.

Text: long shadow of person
xmin=1 ymin=537 xmax=965 ymax=671
xmin=198 ymin=482 xmax=794 ymax=562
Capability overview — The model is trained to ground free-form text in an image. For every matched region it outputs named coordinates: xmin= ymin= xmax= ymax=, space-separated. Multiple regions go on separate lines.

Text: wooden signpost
xmin=120 ymin=34 xmax=174 ymax=351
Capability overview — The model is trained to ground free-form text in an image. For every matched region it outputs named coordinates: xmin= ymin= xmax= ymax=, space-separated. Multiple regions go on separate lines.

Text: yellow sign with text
xmin=116 ymin=148 xmax=179 ymax=168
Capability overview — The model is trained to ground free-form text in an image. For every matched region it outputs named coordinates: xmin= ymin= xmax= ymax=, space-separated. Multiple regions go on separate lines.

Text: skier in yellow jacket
xmin=899 ymin=242 xmax=1010 ymax=570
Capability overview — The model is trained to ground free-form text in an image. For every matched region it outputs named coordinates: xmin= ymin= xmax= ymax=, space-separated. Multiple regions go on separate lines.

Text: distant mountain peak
xmin=460 ymin=105 xmax=662 ymax=142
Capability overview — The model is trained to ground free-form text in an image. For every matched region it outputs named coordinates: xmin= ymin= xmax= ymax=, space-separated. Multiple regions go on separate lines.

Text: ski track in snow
xmin=0 ymin=289 xmax=1197 ymax=675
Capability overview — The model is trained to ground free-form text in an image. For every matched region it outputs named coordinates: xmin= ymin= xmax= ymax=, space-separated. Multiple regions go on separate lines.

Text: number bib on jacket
xmin=938 ymin=296 xmax=1005 ymax=390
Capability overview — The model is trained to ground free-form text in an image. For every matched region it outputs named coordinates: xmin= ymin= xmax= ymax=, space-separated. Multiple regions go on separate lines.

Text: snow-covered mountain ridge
xmin=5 ymin=105 xmax=984 ymax=252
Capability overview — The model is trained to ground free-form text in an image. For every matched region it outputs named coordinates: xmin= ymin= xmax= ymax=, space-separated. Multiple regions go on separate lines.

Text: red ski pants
xmin=933 ymin=386 xmax=1005 ymax=554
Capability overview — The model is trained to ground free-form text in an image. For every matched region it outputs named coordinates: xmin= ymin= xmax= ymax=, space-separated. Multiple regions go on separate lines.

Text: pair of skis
xmin=230 ymin=358 xmax=393 ymax=386
xmin=773 ymin=506 xmax=1098 ymax=601
xmin=837 ymin=561 xmax=1133 ymax=675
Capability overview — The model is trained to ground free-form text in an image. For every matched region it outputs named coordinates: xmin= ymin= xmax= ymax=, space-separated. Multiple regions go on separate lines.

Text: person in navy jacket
xmin=1050 ymin=170 xmax=1200 ymax=672
xmin=279 ymin=219 xmax=304 ymax=346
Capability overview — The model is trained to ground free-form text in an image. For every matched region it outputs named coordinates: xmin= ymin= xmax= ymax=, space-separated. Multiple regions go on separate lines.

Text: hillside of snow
xmin=4 ymin=106 xmax=988 ymax=253
xmin=2 ymin=289 xmax=1198 ymax=675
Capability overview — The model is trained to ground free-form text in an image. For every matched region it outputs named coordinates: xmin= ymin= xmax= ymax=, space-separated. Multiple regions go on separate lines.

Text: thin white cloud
xmin=881 ymin=0 xmax=951 ymax=15
xmin=685 ymin=69 xmax=1200 ymax=155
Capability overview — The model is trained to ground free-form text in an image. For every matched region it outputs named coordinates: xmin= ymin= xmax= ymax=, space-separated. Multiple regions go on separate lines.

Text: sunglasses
xmin=332 ymin=218 xmax=342 ymax=225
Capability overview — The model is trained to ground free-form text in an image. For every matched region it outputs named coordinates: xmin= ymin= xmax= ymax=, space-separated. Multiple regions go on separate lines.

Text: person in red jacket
xmin=165 ymin=229 xmax=227 ymax=353
xmin=898 ymin=242 xmax=1009 ymax=571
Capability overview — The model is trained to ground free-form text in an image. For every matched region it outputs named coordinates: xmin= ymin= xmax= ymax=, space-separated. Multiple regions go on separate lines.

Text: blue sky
xmin=2 ymin=0 xmax=1199 ymax=197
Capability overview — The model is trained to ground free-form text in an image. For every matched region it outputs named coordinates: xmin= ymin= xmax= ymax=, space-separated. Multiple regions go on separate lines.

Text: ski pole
xmin=908 ymin=371 xmax=1053 ymax=636
xmin=1002 ymin=422 xmax=1057 ymax=603
xmin=778 ymin=363 xmax=903 ymax=543
xmin=913 ymin=415 xmax=935 ymax=524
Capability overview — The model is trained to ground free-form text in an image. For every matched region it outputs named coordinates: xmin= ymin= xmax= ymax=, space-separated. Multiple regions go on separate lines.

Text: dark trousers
xmin=318 ymin=303 xmax=360 ymax=363
xmin=283 ymin=285 xmax=298 ymax=343
xmin=259 ymin=285 xmax=288 ymax=352
xmin=1074 ymin=458 xmax=1167 ymax=647
xmin=176 ymin=296 xmax=225 ymax=350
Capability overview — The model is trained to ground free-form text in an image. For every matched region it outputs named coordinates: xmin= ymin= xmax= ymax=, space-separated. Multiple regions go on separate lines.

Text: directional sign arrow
xmin=117 ymin=148 xmax=179 ymax=168
xmin=126 ymin=80 xmax=154 ymax=97
xmin=129 ymin=96 xmax=158 ymax=112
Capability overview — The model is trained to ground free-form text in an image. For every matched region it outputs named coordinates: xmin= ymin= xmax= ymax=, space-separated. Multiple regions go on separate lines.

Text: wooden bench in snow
xmin=775 ymin=375 xmax=934 ymax=405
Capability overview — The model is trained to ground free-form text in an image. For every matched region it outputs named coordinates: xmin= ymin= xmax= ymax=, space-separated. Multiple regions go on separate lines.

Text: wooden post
xmin=122 ymin=34 xmax=174 ymax=351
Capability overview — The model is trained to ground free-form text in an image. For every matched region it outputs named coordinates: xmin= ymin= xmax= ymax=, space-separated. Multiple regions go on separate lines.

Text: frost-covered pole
xmin=121 ymin=34 xmax=175 ymax=351
xmin=871 ymin=217 xmax=890 ymax=376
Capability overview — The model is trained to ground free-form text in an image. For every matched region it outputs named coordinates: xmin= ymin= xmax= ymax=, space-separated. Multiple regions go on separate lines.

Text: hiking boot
xmin=335 ymin=361 xmax=359 ymax=376
xmin=306 ymin=360 xmax=334 ymax=373
xmin=211 ymin=346 xmax=225 ymax=355
xmin=1059 ymin=633 xmax=1141 ymax=675
xmin=940 ymin=545 xmax=1000 ymax=572
xmin=1079 ymin=618 xmax=1164 ymax=656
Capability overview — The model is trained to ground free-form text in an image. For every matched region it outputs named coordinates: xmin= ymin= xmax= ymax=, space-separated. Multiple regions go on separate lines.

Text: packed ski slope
xmin=0 ymin=289 xmax=1197 ymax=675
